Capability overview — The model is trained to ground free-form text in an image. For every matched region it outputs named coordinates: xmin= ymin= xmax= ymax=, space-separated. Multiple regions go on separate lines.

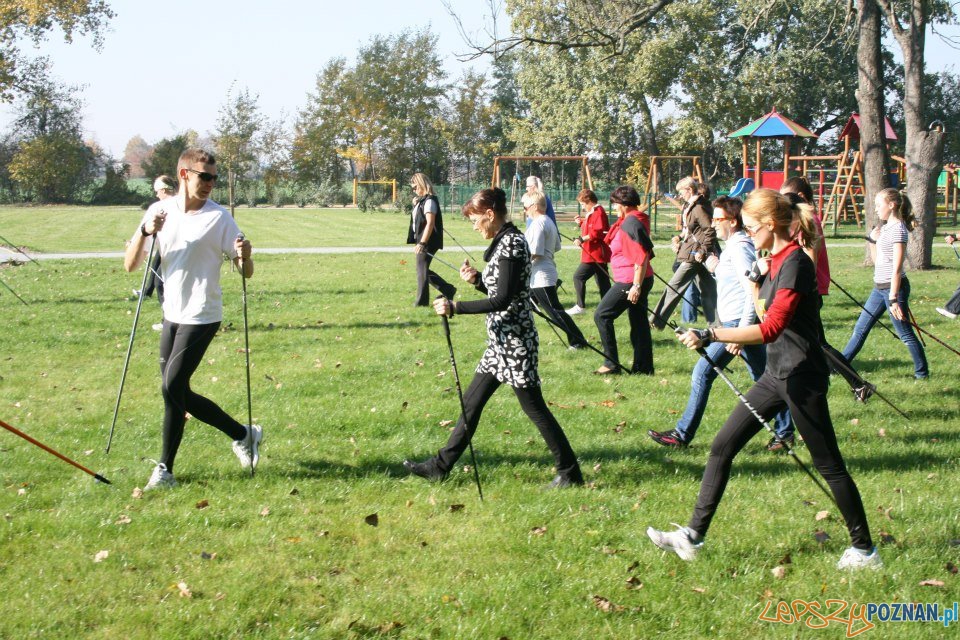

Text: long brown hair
xmin=877 ymin=188 xmax=916 ymax=230
xmin=742 ymin=188 xmax=820 ymax=250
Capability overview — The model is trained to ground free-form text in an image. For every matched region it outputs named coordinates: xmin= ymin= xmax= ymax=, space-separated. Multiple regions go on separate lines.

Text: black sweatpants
xmin=158 ymin=321 xmax=247 ymax=472
xmin=436 ymin=372 xmax=581 ymax=480
xmin=594 ymin=278 xmax=654 ymax=374
xmin=572 ymin=262 xmax=610 ymax=308
xmin=415 ymin=251 xmax=456 ymax=306
xmin=531 ymin=285 xmax=587 ymax=348
xmin=688 ymin=371 xmax=873 ymax=550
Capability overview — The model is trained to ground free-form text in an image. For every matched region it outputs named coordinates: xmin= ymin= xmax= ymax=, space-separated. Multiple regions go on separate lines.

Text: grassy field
xmin=0 ymin=206 xmax=958 ymax=639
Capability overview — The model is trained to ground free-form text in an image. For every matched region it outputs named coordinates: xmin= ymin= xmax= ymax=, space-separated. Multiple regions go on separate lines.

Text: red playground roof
xmin=728 ymin=108 xmax=818 ymax=140
xmin=839 ymin=114 xmax=898 ymax=141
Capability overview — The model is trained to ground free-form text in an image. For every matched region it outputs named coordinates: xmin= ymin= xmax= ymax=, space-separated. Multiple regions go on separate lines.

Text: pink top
xmin=813 ymin=214 xmax=830 ymax=295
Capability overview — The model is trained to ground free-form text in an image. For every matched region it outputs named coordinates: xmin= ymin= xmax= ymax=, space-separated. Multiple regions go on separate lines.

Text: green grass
xmin=0 ymin=207 xmax=959 ymax=638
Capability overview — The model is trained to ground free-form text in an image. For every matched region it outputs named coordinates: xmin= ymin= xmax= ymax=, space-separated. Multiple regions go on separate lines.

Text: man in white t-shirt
xmin=124 ymin=148 xmax=262 ymax=490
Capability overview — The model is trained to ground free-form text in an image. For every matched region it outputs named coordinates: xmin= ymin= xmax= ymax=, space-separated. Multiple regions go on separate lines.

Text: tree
xmin=292 ymin=58 xmax=351 ymax=186
xmin=140 ymin=133 xmax=190 ymax=181
xmin=122 ymin=135 xmax=152 ymax=178
xmin=441 ymin=70 xmax=498 ymax=184
xmin=875 ymin=0 xmax=950 ymax=268
xmin=214 ymin=85 xmax=264 ymax=207
xmin=0 ymin=0 xmax=114 ymax=100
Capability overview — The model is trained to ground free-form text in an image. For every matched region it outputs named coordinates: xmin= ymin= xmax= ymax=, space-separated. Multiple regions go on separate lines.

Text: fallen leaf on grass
xmin=365 ymin=513 xmax=379 ymax=526
xmin=214 ymin=592 xmax=225 ymax=601
xmin=289 ymin=487 xmax=299 ymax=496
xmin=93 ymin=550 xmax=109 ymax=563
xmin=815 ymin=510 xmax=831 ymax=521
xmin=593 ymin=463 xmax=602 ymax=472
xmin=691 ymin=587 xmax=707 ymax=594
xmin=850 ymin=418 xmax=859 ymax=426
xmin=531 ymin=526 xmax=547 ymax=536
xmin=84 ymin=449 xmax=93 ymax=456
xmin=438 ymin=419 xmax=454 ymax=428
xmin=379 ymin=622 xmax=404 ymax=633
xmin=285 ymin=537 xmax=302 ymax=543
xmin=115 ymin=514 xmax=132 ymax=526
xmin=592 ymin=595 xmax=625 ymax=612
xmin=878 ymin=531 xmax=896 ymax=545
xmin=813 ymin=529 xmax=831 ymax=544
xmin=260 ymin=507 xmax=271 ymax=517
xmin=771 ymin=566 xmax=787 ymax=579
xmin=946 ymin=562 xmax=958 ymax=575
xmin=919 ymin=579 xmax=945 ymax=587
xmin=201 ymin=552 xmax=216 ymax=560
xmin=176 ymin=581 xmax=192 ymax=598
xmin=778 ymin=553 xmax=792 ymax=565
xmin=625 ymin=576 xmax=643 ymax=590
xmin=878 ymin=428 xmax=887 ymax=437
xmin=877 ymin=505 xmax=894 ymax=520
xmin=598 ymin=400 xmax=616 ymax=408
xmin=131 ymin=487 xmax=144 ymax=499
xmin=601 ymin=546 xmax=624 ymax=555
xmin=449 ymin=504 xmax=465 ymax=512
xmin=195 ymin=500 xmax=209 ymax=510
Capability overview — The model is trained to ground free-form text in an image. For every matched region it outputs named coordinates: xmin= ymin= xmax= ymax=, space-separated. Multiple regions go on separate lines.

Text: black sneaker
xmin=403 ymin=458 xmax=448 ymax=481
xmin=766 ymin=435 xmax=795 ymax=452
xmin=852 ymin=382 xmax=876 ymax=403
xmin=648 ymin=429 xmax=689 ymax=448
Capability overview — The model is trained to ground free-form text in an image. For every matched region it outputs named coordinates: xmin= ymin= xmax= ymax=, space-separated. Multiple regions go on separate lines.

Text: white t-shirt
xmin=874 ymin=219 xmax=908 ymax=285
xmin=135 ymin=198 xmax=242 ymax=325
xmin=524 ymin=215 xmax=561 ymax=288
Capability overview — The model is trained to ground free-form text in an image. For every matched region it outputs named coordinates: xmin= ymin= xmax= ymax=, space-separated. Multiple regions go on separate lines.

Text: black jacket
xmin=407 ymin=194 xmax=444 ymax=252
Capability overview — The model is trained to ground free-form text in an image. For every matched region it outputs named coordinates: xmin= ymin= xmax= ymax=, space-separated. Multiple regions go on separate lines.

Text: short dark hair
xmin=609 ymin=185 xmax=640 ymax=207
xmin=781 ymin=176 xmax=813 ymax=203
xmin=462 ymin=188 xmax=508 ymax=220
xmin=177 ymin=148 xmax=216 ymax=172
xmin=712 ymin=195 xmax=743 ymax=227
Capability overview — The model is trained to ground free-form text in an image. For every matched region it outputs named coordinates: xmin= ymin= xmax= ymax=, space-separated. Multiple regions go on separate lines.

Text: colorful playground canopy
xmin=839 ymin=113 xmax=898 ymax=142
xmin=728 ymin=108 xmax=818 ymax=140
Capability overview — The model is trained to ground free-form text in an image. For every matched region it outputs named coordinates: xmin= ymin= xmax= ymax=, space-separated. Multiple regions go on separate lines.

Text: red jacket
xmin=578 ymin=204 xmax=611 ymax=263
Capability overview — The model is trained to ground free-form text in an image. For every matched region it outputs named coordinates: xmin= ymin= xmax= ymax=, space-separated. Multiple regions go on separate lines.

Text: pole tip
xmin=94 ymin=474 xmax=112 ymax=485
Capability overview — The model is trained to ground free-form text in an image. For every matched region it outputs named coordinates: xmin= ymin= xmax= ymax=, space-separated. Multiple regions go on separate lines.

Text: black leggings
xmin=593 ymin=279 xmax=654 ymax=373
xmin=415 ymin=252 xmax=456 ymax=306
xmin=688 ymin=372 xmax=873 ymax=550
xmin=531 ymin=285 xmax=587 ymax=347
xmin=436 ymin=372 xmax=581 ymax=480
xmin=159 ymin=321 xmax=247 ymax=472
xmin=572 ymin=262 xmax=611 ymax=308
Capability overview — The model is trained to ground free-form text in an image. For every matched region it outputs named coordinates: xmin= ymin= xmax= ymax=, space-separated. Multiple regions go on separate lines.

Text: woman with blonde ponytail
xmin=842 ymin=188 xmax=928 ymax=379
xmin=647 ymin=188 xmax=881 ymax=571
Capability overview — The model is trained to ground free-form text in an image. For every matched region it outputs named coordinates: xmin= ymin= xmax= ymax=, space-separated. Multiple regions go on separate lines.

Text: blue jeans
xmin=842 ymin=279 xmax=928 ymax=379
xmin=682 ymin=282 xmax=701 ymax=323
xmin=674 ymin=320 xmax=792 ymax=443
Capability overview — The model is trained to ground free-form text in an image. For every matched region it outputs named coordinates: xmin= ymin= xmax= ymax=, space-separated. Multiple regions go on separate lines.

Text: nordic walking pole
xmin=675 ymin=328 xmax=838 ymax=507
xmin=0 ymin=232 xmax=41 ymax=267
xmin=908 ymin=317 xmax=960 ymax=358
xmin=2 ymin=418 xmax=111 ymax=484
xmin=237 ymin=234 xmax=255 ymax=478
xmin=442 ymin=228 xmax=477 ymax=263
xmin=425 ymin=251 xmax=460 ymax=273
xmin=907 ymin=307 xmax=926 ymax=347
xmin=527 ymin=304 xmax=634 ymax=373
xmin=652 ymin=270 xmax=708 ymax=321
xmin=437 ymin=298 xmax=483 ymax=501
xmin=0 ymin=275 xmax=28 ymax=305
xmin=105 ymin=235 xmax=156 ymax=453
xmin=829 ymin=277 xmax=901 ymax=342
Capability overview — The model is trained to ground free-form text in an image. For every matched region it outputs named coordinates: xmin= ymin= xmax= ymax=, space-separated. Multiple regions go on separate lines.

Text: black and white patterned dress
xmin=474 ymin=224 xmax=540 ymax=388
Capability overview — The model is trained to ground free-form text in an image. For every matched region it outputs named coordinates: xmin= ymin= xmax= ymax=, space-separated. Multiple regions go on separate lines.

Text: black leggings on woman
xmin=572 ymin=262 xmax=610 ymax=308
xmin=159 ymin=321 xmax=247 ymax=472
xmin=688 ymin=371 xmax=873 ymax=550
xmin=594 ymin=278 xmax=654 ymax=374
xmin=531 ymin=285 xmax=587 ymax=348
xmin=435 ymin=372 xmax=581 ymax=481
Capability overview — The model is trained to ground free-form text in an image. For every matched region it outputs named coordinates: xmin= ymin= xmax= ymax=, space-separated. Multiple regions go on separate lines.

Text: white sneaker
xmin=936 ymin=307 xmax=958 ymax=320
xmin=232 ymin=424 xmax=263 ymax=470
xmin=566 ymin=305 xmax=584 ymax=315
xmin=144 ymin=463 xmax=176 ymax=490
xmin=837 ymin=546 xmax=883 ymax=570
xmin=647 ymin=524 xmax=703 ymax=561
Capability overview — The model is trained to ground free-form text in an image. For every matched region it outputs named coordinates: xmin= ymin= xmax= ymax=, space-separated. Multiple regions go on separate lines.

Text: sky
xmin=2 ymin=1 xmax=957 ymax=160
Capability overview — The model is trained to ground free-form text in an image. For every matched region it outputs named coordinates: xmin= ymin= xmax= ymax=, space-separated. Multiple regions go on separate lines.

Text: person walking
xmin=408 ymin=172 xmax=456 ymax=307
xmin=593 ymin=186 xmax=656 ymax=375
xmin=403 ymin=188 xmax=583 ymax=488
xmin=143 ymin=175 xmax=176 ymax=331
xmin=567 ymin=188 xmax=611 ymax=315
xmin=936 ymin=232 xmax=959 ymax=320
xmin=842 ymin=188 xmax=929 ymax=380
xmin=524 ymin=192 xmax=588 ymax=349
xmin=124 ymin=148 xmax=262 ymax=490
xmin=646 ymin=189 xmax=881 ymax=571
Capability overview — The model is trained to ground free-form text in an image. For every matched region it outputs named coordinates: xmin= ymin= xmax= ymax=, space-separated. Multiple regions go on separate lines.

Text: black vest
xmin=407 ymin=194 xmax=444 ymax=251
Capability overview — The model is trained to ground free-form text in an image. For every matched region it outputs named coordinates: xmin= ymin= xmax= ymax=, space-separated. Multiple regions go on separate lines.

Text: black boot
xmin=403 ymin=458 xmax=448 ymax=481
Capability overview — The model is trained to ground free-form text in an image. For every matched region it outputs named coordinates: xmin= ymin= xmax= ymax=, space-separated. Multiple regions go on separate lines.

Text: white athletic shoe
xmin=837 ymin=546 xmax=883 ymax=570
xmin=566 ymin=305 xmax=585 ymax=315
xmin=232 ymin=424 xmax=263 ymax=470
xmin=936 ymin=307 xmax=958 ymax=320
xmin=647 ymin=524 xmax=703 ymax=561
xmin=144 ymin=463 xmax=177 ymax=490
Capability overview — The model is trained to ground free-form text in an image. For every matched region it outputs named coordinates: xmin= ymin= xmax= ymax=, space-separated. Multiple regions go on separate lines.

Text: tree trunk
xmin=889 ymin=0 xmax=945 ymax=269
xmin=856 ymin=0 xmax=890 ymax=263
xmin=636 ymin=93 xmax=660 ymax=157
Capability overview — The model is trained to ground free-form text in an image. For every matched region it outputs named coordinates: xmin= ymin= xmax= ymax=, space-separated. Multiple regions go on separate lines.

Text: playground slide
xmin=729 ymin=178 xmax=755 ymax=197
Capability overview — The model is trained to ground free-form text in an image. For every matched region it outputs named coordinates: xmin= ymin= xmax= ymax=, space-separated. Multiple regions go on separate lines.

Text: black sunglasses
xmin=186 ymin=168 xmax=219 ymax=183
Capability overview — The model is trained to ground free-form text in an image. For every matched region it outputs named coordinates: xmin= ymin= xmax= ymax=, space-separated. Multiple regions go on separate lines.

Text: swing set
xmin=491 ymin=155 xmax=593 ymax=218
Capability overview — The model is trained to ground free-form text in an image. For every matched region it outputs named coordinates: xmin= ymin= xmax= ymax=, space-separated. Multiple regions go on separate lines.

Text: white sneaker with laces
xmin=566 ymin=305 xmax=584 ymax=315
xmin=837 ymin=546 xmax=883 ymax=570
xmin=936 ymin=307 xmax=958 ymax=320
xmin=232 ymin=424 xmax=263 ymax=470
xmin=144 ymin=462 xmax=176 ymax=490
xmin=647 ymin=524 xmax=703 ymax=561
